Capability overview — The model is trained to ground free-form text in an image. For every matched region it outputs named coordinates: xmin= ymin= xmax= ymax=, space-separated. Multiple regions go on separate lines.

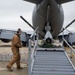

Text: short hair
xmin=17 ymin=28 xmax=22 ymax=33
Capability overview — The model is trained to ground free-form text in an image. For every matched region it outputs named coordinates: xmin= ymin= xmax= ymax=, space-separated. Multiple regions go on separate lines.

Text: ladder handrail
xmin=63 ymin=38 xmax=75 ymax=53
xmin=28 ymin=27 xmax=39 ymax=75
xmin=63 ymin=38 xmax=75 ymax=70
xmin=30 ymin=27 xmax=38 ymax=41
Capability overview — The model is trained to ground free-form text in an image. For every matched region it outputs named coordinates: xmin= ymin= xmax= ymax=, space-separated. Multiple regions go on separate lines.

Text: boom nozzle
xmin=43 ymin=23 xmax=53 ymax=45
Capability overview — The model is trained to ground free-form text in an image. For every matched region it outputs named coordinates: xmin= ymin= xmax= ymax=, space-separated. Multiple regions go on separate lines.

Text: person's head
xmin=17 ymin=28 xmax=22 ymax=35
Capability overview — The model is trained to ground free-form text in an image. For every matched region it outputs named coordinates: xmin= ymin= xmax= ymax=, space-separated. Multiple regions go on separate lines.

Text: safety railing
xmin=63 ymin=38 xmax=75 ymax=69
xmin=63 ymin=38 xmax=75 ymax=56
xmin=28 ymin=27 xmax=39 ymax=75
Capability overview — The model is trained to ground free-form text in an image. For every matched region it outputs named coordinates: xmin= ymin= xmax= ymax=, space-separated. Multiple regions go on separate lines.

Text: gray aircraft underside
xmin=23 ymin=0 xmax=74 ymax=39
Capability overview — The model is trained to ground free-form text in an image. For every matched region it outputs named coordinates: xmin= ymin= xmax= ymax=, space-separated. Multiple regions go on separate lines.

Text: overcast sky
xmin=0 ymin=0 xmax=75 ymax=32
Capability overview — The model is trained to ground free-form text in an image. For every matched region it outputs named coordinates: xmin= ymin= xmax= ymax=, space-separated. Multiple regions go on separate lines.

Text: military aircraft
xmin=58 ymin=19 xmax=75 ymax=46
xmin=22 ymin=0 xmax=75 ymax=44
xmin=0 ymin=29 xmax=33 ymax=46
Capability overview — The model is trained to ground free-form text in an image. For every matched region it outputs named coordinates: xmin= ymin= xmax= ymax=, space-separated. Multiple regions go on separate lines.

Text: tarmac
xmin=0 ymin=61 xmax=28 ymax=75
xmin=0 ymin=41 xmax=28 ymax=75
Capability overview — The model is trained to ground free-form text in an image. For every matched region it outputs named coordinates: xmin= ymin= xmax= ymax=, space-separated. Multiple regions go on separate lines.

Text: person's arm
xmin=13 ymin=35 xmax=22 ymax=48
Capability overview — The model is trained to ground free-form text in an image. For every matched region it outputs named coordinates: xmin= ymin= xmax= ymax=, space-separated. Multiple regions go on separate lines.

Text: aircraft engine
xmin=32 ymin=0 xmax=64 ymax=39
xmin=1 ymin=39 xmax=11 ymax=43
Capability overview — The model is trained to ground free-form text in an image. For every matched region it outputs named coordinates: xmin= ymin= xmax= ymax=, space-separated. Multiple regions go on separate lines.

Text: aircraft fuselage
xmin=32 ymin=0 xmax=64 ymax=38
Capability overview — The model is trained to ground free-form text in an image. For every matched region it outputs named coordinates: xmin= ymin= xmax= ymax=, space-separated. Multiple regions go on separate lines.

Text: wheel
xmin=22 ymin=41 xmax=28 ymax=46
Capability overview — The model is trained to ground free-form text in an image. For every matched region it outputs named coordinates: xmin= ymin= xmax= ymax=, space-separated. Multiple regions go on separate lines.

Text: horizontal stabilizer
xmin=56 ymin=0 xmax=74 ymax=4
xmin=23 ymin=0 xmax=43 ymax=4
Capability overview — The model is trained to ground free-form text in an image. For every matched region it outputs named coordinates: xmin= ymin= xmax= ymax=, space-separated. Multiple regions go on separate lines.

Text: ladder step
xmin=34 ymin=63 xmax=70 ymax=66
xmin=35 ymin=61 xmax=69 ymax=63
xmin=35 ymin=59 xmax=68 ymax=61
xmin=36 ymin=57 xmax=67 ymax=59
xmin=33 ymin=65 xmax=73 ymax=69
xmin=32 ymin=71 xmax=75 ymax=75
xmin=33 ymin=68 xmax=74 ymax=72
xmin=32 ymin=73 xmax=75 ymax=75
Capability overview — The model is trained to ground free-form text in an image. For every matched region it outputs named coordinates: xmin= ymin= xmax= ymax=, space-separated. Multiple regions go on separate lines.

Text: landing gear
xmin=22 ymin=41 xmax=28 ymax=46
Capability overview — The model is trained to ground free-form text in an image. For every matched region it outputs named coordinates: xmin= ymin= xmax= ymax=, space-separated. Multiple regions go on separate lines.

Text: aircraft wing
xmin=23 ymin=0 xmax=74 ymax=4
xmin=56 ymin=0 xmax=74 ymax=4
xmin=23 ymin=0 xmax=43 ymax=4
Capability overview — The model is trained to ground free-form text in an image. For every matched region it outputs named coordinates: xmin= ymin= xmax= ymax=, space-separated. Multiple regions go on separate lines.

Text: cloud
xmin=0 ymin=0 xmax=35 ymax=30
xmin=0 ymin=0 xmax=75 ymax=32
